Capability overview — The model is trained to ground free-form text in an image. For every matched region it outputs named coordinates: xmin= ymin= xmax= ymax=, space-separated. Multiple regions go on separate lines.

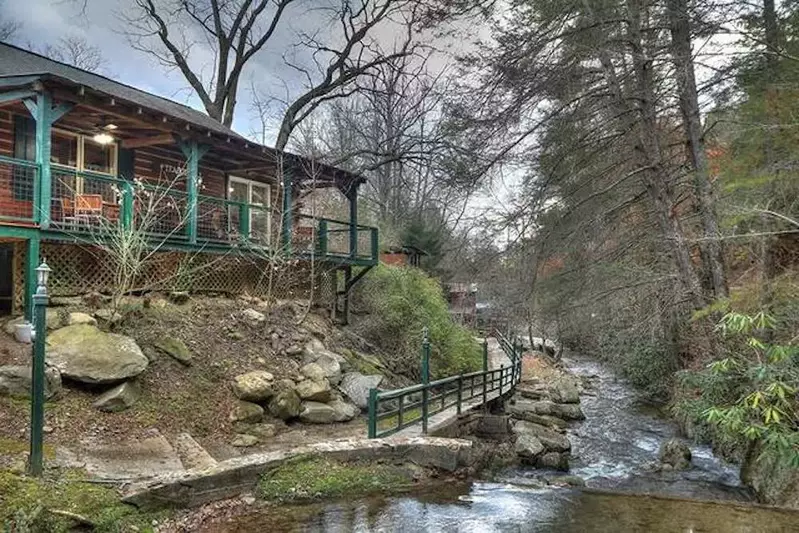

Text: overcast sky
xmin=0 ymin=0 xmax=424 ymax=143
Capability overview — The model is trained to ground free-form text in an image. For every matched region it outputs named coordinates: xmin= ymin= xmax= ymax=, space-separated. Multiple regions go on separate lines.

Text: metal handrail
xmin=367 ymin=334 xmax=524 ymax=439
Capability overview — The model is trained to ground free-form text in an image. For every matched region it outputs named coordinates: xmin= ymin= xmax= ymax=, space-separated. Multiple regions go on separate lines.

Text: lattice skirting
xmin=12 ymin=241 xmax=335 ymax=312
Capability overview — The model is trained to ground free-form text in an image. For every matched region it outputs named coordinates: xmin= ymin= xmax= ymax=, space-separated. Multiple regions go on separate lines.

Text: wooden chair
xmin=59 ymin=197 xmax=78 ymax=228
xmin=75 ymin=194 xmax=103 ymax=227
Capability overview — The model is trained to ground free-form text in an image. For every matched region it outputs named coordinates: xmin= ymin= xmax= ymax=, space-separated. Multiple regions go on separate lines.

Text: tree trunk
xmin=666 ymin=0 xmax=728 ymax=301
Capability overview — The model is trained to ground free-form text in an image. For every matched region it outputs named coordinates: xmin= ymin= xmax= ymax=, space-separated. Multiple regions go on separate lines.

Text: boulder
xmin=229 ymin=401 xmax=264 ymax=424
xmin=268 ymin=390 xmax=301 ymax=421
xmin=300 ymin=362 xmax=327 ymax=383
xmin=512 ymin=411 xmax=568 ymax=430
xmin=67 ymin=312 xmax=97 ymax=327
xmin=303 ymin=338 xmax=328 ymax=362
xmin=231 ymin=434 xmax=259 ymax=447
xmin=168 ymin=291 xmax=190 ymax=304
xmin=550 ymin=379 xmax=580 ymax=404
xmin=0 ymin=365 xmax=61 ymax=399
xmin=231 ymin=371 xmax=275 ymax=402
xmin=339 ymin=372 xmax=384 ymax=409
xmin=92 ymin=381 xmax=141 ymax=412
xmin=233 ymin=423 xmax=277 ymax=440
xmin=154 ymin=336 xmax=192 ymax=366
xmin=515 ymin=434 xmax=545 ymax=463
xmin=513 ymin=420 xmax=571 ymax=452
xmin=241 ymin=308 xmax=266 ymax=324
xmin=516 ymin=385 xmax=550 ymax=401
xmin=47 ymin=325 xmax=148 ymax=384
xmin=537 ymin=451 xmax=569 ymax=471
xmin=93 ymin=308 xmax=122 ymax=325
xmin=510 ymin=399 xmax=584 ymax=421
xmin=4 ymin=316 xmax=23 ymax=336
xmin=299 ymin=399 xmax=359 ymax=424
xmin=295 ymin=379 xmax=332 ymax=402
xmin=659 ymin=438 xmax=692 ymax=470
xmin=314 ymin=354 xmax=342 ymax=385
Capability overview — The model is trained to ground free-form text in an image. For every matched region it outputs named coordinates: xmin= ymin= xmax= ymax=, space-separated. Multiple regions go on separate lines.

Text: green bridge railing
xmin=367 ymin=329 xmax=523 ymax=438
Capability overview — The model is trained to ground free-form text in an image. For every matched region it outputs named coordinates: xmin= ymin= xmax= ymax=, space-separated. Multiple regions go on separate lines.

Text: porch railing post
xmin=348 ymin=185 xmax=358 ymax=258
xmin=121 ymin=181 xmax=134 ymax=231
xmin=456 ymin=374 xmax=463 ymax=415
xmin=370 ymin=227 xmax=378 ymax=262
xmin=318 ymin=219 xmax=328 ymax=256
xmin=239 ymin=203 xmax=250 ymax=243
xmin=421 ymin=327 xmax=430 ymax=434
xmin=180 ymin=140 xmax=208 ymax=245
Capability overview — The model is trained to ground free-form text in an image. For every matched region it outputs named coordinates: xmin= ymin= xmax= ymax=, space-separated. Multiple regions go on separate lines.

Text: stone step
xmin=172 ymin=432 xmax=218 ymax=471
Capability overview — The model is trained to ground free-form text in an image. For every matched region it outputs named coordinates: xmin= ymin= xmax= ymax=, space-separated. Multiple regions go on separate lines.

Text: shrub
xmin=353 ymin=264 xmax=482 ymax=379
xmin=619 ymin=342 xmax=680 ymax=401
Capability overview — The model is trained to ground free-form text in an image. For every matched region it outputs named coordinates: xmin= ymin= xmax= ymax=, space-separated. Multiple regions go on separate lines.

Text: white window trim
xmin=52 ymin=129 xmax=119 ymax=177
xmin=228 ymin=175 xmax=271 ymax=242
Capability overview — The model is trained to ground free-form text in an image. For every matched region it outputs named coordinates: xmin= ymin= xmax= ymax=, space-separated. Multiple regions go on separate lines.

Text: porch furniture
xmin=59 ymin=198 xmax=78 ymax=228
xmin=75 ymin=194 xmax=103 ymax=227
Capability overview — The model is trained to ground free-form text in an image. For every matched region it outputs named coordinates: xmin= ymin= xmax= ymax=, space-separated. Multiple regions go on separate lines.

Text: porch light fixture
xmin=35 ymin=262 xmax=51 ymax=293
xmin=92 ymin=132 xmax=114 ymax=145
xmin=104 ymin=123 xmax=118 ymax=130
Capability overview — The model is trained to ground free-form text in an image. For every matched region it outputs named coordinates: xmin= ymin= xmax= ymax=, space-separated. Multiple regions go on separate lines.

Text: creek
xmin=216 ymin=355 xmax=799 ymax=532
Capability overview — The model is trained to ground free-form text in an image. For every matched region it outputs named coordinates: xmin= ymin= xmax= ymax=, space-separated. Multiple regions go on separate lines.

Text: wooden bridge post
xmin=482 ymin=339 xmax=488 ymax=408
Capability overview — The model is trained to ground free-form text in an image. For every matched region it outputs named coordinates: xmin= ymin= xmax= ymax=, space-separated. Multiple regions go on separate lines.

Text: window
xmin=228 ymin=176 xmax=271 ymax=242
xmin=50 ymin=130 xmax=117 ymax=175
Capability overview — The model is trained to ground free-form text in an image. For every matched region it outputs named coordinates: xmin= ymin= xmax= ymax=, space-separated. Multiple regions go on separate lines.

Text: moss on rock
xmin=257 ymin=455 xmax=413 ymax=503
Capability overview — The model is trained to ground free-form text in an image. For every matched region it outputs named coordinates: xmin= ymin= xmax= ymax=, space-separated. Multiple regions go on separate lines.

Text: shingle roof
xmin=0 ymin=42 xmax=245 ymax=140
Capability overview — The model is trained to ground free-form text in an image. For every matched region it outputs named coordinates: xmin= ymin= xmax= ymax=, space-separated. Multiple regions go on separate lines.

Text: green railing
xmin=367 ymin=330 xmax=524 ymax=438
xmin=0 ymin=154 xmax=379 ymax=263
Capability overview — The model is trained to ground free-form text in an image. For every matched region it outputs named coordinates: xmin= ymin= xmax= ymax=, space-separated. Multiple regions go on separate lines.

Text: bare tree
xmin=40 ymin=36 xmax=108 ymax=73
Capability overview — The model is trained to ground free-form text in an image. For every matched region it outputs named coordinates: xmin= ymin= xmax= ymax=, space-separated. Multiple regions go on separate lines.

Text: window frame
xmin=51 ymin=128 xmax=119 ymax=177
xmin=228 ymin=175 xmax=271 ymax=242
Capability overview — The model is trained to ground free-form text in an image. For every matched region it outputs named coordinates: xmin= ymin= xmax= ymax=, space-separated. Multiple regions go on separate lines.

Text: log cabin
xmin=0 ymin=43 xmax=376 ymax=322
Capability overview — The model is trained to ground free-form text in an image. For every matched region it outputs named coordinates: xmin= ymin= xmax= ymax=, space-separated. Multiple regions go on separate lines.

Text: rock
xmin=234 ymin=423 xmax=277 ymax=440
xmin=659 ymin=438 xmax=691 ymax=470
xmin=510 ymin=399 xmax=584 ymax=421
xmin=514 ymin=434 xmax=545 ymax=463
xmin=231 ymin=371 xmax=275 ymax=402
xmin=241 ymin=308 xmax=266 ymax=324
xmin=314 ymin=354 xmax=342 ymax=385
xmin=537 ymin=451 xmax=569 ymax=471
xmin=154 ymin=336 xmax=192 ymax=366
xmin=93 ymin=308 xmax=122 ymax=325
xmin=299 ymin=399 xmax=359 ymax=423
xmin=285 ymin=344 xmax=302 ymax=356
xmin=49 ymin=296 xmax=83 ymax=307
xmin=82 ymin=291 xmax=108 ymax=308
xmin=46 ymin=312 xmax=64 ymax=331
xmin=168 ymin=291 xmax=190 ymax=304
xmin=67 ymin=312 xmax=97 ymax=327
xmin=268 ymin=390 xmax=301 ymax=421
xmin=300 ymin=362 xmax=327 ymax=382
xmin=4 ymin=316 xmax=24 ymax=336
xmin=550 ymin=379 xmax=580 ymax=404
xmin=339 ymin=372 xmax=384 ymax=409
xmin=47 ymin=325 xmax=148 ymax=384
xmin=329 ymin=398 xmax=359 ymax=421
xmin=547 ymin=475 xmax=585 ymax=487
xmin=92 ymin=381 xmax=141 ymax=412
xmin=512 ymin=411 xmax=568 ymax=430
xmin=229 ymin=401 xmax=264 ymax=424
xmin=0 ymin=365 xmax=61 ymax=399
xmin=303 ymin=338 xmax=328 ymax=361
xmin=513 ymin=420 xmax=571 ymax=452
xmin=231 ymin=434 xmax=259 ymax=447
xmin=295 ymin=379 xmax=332 ymax=402
xmin=516 ymin=385 xmax=550 ymax=401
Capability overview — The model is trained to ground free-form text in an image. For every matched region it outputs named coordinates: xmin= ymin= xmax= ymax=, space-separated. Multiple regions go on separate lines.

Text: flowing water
xmin=218 ymin=356 xmax=799 ymax=532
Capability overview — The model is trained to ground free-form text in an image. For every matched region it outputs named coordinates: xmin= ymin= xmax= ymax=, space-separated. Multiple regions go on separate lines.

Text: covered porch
xmin=0 ymin=76 xmax=377 ymax=318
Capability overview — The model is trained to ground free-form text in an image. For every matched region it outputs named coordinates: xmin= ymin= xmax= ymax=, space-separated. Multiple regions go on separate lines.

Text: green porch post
xmin=23 ymin=237 xmax=40 ymax=322
xmin=180 ymin=141 xmax=208 ymax=245
xmin=281 ymin=163 xmax=292 ymax=254
xmin=23 ymin=92 xmax=72 ymax=229
xmin=348 ymin=185 xmax=359 ymax=258
xmin=34 ymin=93 xmax=52 ymax=228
